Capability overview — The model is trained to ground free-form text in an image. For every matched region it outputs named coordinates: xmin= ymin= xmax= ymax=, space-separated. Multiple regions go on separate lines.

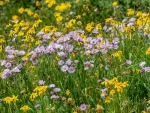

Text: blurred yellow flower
xmin=20 ymin=105 xmax=30 ymax=111
xmin=46 ymin=0 xmax=56 ymax=8
xmin=0 ymin=45 xmax=2 ymax=52
xmin=11 ymin=95 xmax=18 ymax=102
xmin=96 ymin=104 xmax=104 ymax=112
xmin=30 ymin=93 xmax=38 ymax=101
xmin=76 ymin=0 xmax=79 ymax=4
xmin=55 ymin=3 xmax=71 ymax=12
xmin=0 ymin=1 xmax=4 ymax=6
xmin=76 ymin=15 xmax=81 ymax=19
xmin=18 ymin=7 xmax=24 ymax=14
xmin=113 ymin=1 xmax=118 ymax=7
xmin=66 ymin=89 xmax=70 ymax=95
xmin=141 ymin=111 xmax=146 ymax=113
xmin=146 ymin=47 xmax=150 ymax=55
xmin=86 ymin=22 xmax=94 ymax=32
xmin=127 ymin=9 xmax=135 ymax=16
xmin=109 ymin=90 xmax=115 ymax=96
xmin=105 ymin=96 xmax=111 ymax=103
xmin=73 ymin=112 xmax=77 ymax=113
xmin=12 ymin=15 xmax=19 ymax=22
xmin=3 ymin=97 xmax=13 ymax=104
xmin=36 ymin=1 xmax=40 ymax=6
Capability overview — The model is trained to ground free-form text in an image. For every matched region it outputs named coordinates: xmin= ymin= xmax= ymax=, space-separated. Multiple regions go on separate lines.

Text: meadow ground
xmin=0 ymin=0 xmax=150 ymax=113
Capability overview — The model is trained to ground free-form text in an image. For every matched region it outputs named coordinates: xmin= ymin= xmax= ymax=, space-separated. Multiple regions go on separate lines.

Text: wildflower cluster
xmin=1 ymin=0 xmax=150 ymax=112
xmin=30 ymin=85 xmax=48 ymax=101
xmin=3 ymin=95 xmax=18 ymax=104
xmin=55 ymin=3 xmax=71 ymax=12
xmin=101 ymin=77 xmax=129 ymax=103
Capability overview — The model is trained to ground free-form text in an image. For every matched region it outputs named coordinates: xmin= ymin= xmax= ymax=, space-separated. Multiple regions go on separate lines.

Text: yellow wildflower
xmin=113 ymin=1 xmax=118 ymax=7
xmin=73 ymin=112 xmax=77 ymax=113
xmin=3 ymin=97 xmax=13 ymax=104
xmin=0 ymin=45 xmax=2 ymax=52
xmin=121 ymin=82 xmax=129 ymax=88
xmin=36 ymin=1 xmax=40 ymax=6
xmin=18 ymin=7 xmax=24 ymax=14
xmin=109 ymin=90 xmax=115 ymax=96
xmin=55 ymin=3 xmax=71 ymax=12
xmin=141 ymin=111 xmax=146 ymax=113
xmin=66 ymin=89 xmax=70 ymax=95
xmin=105 ymin=96 xmax=111 ymax=103
xmin=127 ymin=9 xmax=135 ymax=16
xmin=35 ymin=40 xmax=41 ymax=45
xmin=76 ymin=15 xmax=81 ymax=19
xmin=46 ymin=0 xmax=56 ymax=8
xmin=11 ymin=95 xmax=18 ymax=102
xmin=76 ymin=0 xmax=79 ymax=4
xmin=146 ymin=47 xmax=150 ymax=55
xmin=0 ymin=1 xmax=4 ymax=6
xmin=20 ymin=105 xmax=30 ymax=112
xmin=18 ymin=31 xmax=24 ymax=36
xmin=6 ymin=23 xmax=12 ymax=28
xmin=30 ymin=93 xmax=38 ymax=101
xmin=12 ymin=15 xmax=19 ymax=22
xmin=86 ymin=22 xmax=94 ymax=32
